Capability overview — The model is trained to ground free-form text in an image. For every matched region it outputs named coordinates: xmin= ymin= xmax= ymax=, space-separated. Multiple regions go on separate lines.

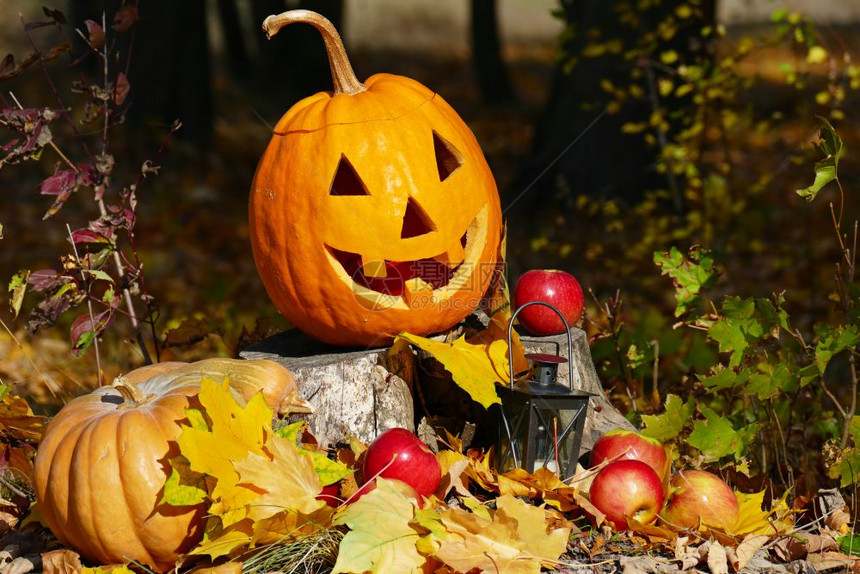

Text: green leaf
xmin=161 ymin=458 xmax=208 ymax=507
xmin=828 ymin=447 xmax=860 ymax=487
xmin=301 ymin=448 xmax=353 ymax=486
xmin=814 ymin=324 xmax=860 ymax=374
xmin=82 ymin=268 xmax=114 ymax=283
xmin=797 ymin=117 xmax=843 ymax=201
xmin=698 ymin=368 xmax=748 ymax=393
xmin=746 ymin=363 xmax=795 ymax=399
xmin=275 ymin=420 xmax=306 ymax=441
xmin=708 ymin=297 xmax=782 ymax=368
xmin=839 ymin=533 xmax=860 ymax=556
xmin=184 ymin=407 xmax=209 ymax=431
xmin=654 ymin=246 xmax=717 ymax=317
xmin=8 ymin=270 xmax=29 ymax=319
xmin=641 ymin=394 xmax=695 ymax=441
xmin=687 ymin=407 xmax=757 ymax=461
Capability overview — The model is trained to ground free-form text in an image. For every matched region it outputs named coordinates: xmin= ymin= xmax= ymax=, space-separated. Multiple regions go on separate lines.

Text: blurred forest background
xmin=1 ymin=0 xmax=860 ymax=473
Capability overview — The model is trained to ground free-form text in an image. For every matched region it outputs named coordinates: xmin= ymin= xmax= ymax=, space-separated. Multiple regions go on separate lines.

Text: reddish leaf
xmin=70 ymin=309 xmax=113 ymax=356
xmin=40 ymin=169 xmax=77 ymax=197
xmin=113 ymin=5 xmax=139 ymax=33
xmin=84 ymin=20 xmax=106 ymax=50
xmin=27 ymin=269 xmax=61 ymax=291
xmin=70 ymin=229 xmax=110 ymax=245
xmin=114 ymin=72 xmax=130 ymax=105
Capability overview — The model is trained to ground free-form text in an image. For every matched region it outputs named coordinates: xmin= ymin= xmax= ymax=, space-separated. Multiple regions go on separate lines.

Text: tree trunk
xmin=509 ymin=0 xmax=716 ymax=211
xmin=470 ymin=0 xmax=515 ymax=105
xmin=216 ymin=0 xmax=251 ymax=79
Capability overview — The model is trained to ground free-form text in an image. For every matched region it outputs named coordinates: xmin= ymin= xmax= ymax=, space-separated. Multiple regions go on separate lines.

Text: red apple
xmin=362 ymin=428 xmax=441 ymax=499
xmin=316 ymin=483 xmax=341 ymax=508
xmin=589 ymin=429 xmax=671 ymax=483
xmin=589 ymin=460 xmax=664 ymax=530
xmin=513 ymin=269 xmax=584 ymax=336
xmin=660 ymin=470 xmax=739 ymax=530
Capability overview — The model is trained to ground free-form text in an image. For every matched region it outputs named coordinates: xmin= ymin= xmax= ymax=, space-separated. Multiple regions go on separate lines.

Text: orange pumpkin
xmin=250 ymin=10 xmax=503 ymax=347
xmin=34 ymin=359 xmax=297 ymax=571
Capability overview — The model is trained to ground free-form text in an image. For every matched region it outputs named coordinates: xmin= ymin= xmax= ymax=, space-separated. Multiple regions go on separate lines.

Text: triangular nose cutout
xmin=401 ymin=197 xmax=436 ymax=239
xmin=433 ymin=131 xmax=465 ymax=182
xmin=330 ymin=155 xmax=370 ymax=196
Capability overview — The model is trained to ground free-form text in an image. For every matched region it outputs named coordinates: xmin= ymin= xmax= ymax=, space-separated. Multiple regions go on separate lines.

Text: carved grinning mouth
xmin=327 ymin=231 xmax=467 ymax=297
xmin=324 ymin=203 xmax=489 ymax=310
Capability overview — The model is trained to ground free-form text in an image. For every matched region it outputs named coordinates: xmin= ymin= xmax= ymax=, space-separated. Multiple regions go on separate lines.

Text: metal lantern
xmin=496 ymin=301 xmax=594 ymax=481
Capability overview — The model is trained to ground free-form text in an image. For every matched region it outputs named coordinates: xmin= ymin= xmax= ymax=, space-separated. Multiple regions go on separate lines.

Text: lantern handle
xmin=506 ymin=301 xmax=576 ymax=391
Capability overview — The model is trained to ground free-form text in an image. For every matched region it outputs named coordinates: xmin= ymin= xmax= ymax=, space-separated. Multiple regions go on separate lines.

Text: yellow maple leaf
xmin=395 ymin=333 xmax=507 ymax=408
xmin=331 ymin=478 xmax=427 ymax=574
xmin=232 ymin=433 xmax=333 ymax=543
xmin=177 ymin=378 xmax=273 ymax=526
xmin=434 ymin=494 xmax=571 ymax=573
xmin=728 ymin=490 xmax=792 ymax=537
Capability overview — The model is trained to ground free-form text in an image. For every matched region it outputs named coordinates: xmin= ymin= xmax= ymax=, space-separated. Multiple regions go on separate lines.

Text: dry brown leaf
xmin=41 ymin=549 xmax=82 ymax=574
xmin=627 ymin=517 xmax=676 ymax=543
xmin=824 ymin=506 xmax=853 ymax=534
xmin=806 ymin=551 xmax=855 ymax=571
xmin=772 ymin=531 xmax=839 ymax=562
xmin=5 ymin=556 xmax=37 ymax=574
xmin=706 ymin=540 xmax=729 ymax=574
xmin=434 ymin=494 xmax=571 ymax=573
xmin=437 ymin=451 xmax=472 ymax=499
xmin=730 ymin=534 xmax=768 ymax=571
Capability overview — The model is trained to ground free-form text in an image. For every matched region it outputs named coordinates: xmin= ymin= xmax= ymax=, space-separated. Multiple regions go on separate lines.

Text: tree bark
xmin=470 ymin=0 xmax=515 ymax=105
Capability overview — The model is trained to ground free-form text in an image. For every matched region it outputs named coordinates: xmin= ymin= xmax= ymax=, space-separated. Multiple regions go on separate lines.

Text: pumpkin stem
xmin=112 ymin=378 xmax=148 ymax=404
xmin=262 ymin=9 xmax=366 ymax=96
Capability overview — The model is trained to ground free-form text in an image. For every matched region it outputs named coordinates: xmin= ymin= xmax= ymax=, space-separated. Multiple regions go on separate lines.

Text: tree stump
xmin=240 ymin=326 xmax=632 ymax=453
xmin=240 ymin=329 xmax=414 ymax=446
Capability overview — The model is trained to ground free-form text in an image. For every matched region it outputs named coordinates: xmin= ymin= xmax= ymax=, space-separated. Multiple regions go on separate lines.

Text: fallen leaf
xmin=41 ymin=549 xmax=82 ymax=574
xmin=806 ymin=551 xmax=855 ymax=571
xmin=177 ymin=378 xmax=272 ymax=527
xmin=395 ymin=332 xmax=506 ymax=408
xmin=232 ymin=433 xmax=333 ymax=543
xmin=332 ymin=478 xmax=427 ymax=574
xmin=707 ymin=540 xmax=729 ymax=574
xmin=434 ymin=494 xmax=570 ymax=573
xmin=731 ymin=534 xmax=768 ymax=570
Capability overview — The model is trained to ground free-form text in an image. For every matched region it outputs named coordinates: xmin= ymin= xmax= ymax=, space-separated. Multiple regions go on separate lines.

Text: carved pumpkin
xmin=34 ymin=359 xmax=298 ymax=571
xmin=250 ymin=10 xmax=503 ymax=347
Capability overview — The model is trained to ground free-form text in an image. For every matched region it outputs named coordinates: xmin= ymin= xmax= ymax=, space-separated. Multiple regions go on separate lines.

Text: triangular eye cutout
xmin=330 ymin=155 xmax=370 ymax=196
xmin=433 ymin=131 xmax=465 ymax=182
xmin=401 ymin=197 xmax=436 ymax=239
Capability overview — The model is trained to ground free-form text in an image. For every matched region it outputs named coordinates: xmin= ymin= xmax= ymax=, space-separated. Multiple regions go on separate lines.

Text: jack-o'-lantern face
xmin=249 ymin=11 xmax=502 ymax=347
